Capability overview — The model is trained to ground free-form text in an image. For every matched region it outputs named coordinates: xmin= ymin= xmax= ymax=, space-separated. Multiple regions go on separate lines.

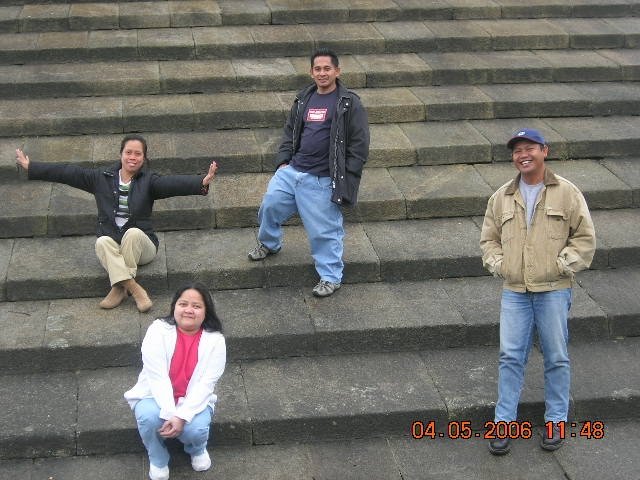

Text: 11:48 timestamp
xmin=546 ymin=420 xmax=605 ymax=439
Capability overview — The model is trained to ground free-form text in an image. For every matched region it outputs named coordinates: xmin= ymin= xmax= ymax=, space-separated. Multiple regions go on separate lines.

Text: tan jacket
xmin=480 ymin=168 xmax=596 ymax=293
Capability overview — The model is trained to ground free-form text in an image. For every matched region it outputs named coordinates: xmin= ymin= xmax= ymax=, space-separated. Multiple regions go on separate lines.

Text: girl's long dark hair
xmin=161 ymin=282 xmax=223 ymax=333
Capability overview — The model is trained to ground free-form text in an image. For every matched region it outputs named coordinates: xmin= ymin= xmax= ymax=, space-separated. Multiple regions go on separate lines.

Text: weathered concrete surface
xmin=0 ymin=61 xmax=161 ymax=98
xmin=439 ymin=275 xmax=501 ymax=346
xmin=344 ymin=167 xmax=406 ymax=222
xmin=0 ymin=182 xmax=50 ymax=237
xmin=366 ymin=124 xmax=416 ymax=168
xmin=6 ymin=234 xmax=168 ymax=301
xmin=47 ymin=183 xmax=96 ymax=236
xmin=0 ymin=120 xmax=637 ymax=182
xmin=412 ymin=85 xmax=494 ymax=121
xmin=309 ymin=280 xmax=466 ymax=354
xmin=242 ymin=351 xmax=446 ymax=443
xmin=164 ymin=227 xmax=264 ymax=291
xmin=0 ymin=239 xmax=12 ymax=301
xmin=388 ymin=164 xmax=494 ymax=218
xmin=552 ymin=18 xmax=627 ymax=49
xmin=0 ymin=372 xmax=77 ymax=459
xmin=400 ymin=121 xmax=492 ymax=165
xmin=544 ymin=116 xmax=640 ymax=159
xmin=389 ymin=433 xmax=568 ymax=480
xmin=602 ymin=157 xmax=640 ymax=206
xmin=421 ymin=346 xmax=547 ymax=424
xmin=43 ymin=297 xmax=142 ymax=371
xmin=216 ymin=286 xmax=315 ymax=360
xmin=479 ymin=50 xmax=554 ymax=83
xmin=364 ymin=218 xmax=486 ymax=281
xmin=5 ymin=419 xmax=640 ymax=479
xmin=0 ymin=300 xmax=48 ymax=373
xmin=554 ymin=419 xmax=640 ymax=480
xmin=578 ymin=267 xmax=640 ymax=337
xmin=570 ymin=338 xmax=640 ymax=420
xmin=0 ymin=267 xmax=627 ymax=375
xmin=32 ymin=454 xmax=142 ymax=480
xmin=546 ymin=159 xmax=633 ymax=209
xmin=479 ymin=83 xmax=591 ymax=119
xmin=354 ymin=53 xmax=431 ymax=88
xmin=76 ymin=366 xmax=142 ymax=456
xmin=600 ymin=48 xmax=640 ymax=80
xmin=425 ymin=19 xmax=492 ymax=51
xmin=212 ymin=172 xmax=269 ymax=228
xmin=534 ymin=49 xmax=622 ymax=82
xmin=591 ymin=208 xmax=640 ymax=268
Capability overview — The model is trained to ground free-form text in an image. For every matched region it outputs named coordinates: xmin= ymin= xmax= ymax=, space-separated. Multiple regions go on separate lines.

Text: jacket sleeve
xmin=175 ymin=334 xmax=226 ymax=423
xmin=557 ymin=189 xmax=596 ymax=275
xmin=28 ymin=161 xmax=98 ymax=193
xmin=140 ymin=321 xmax=177 ymax=420
xmin=345 ymin=95 xmax=370 ymax=177
xmin=480 ymin=194 xmax=504 ymax=278
xmin=149 ymin=173 xmax=208 ymax=199
xmin=275 ymin=101 xmax=297 ymax=169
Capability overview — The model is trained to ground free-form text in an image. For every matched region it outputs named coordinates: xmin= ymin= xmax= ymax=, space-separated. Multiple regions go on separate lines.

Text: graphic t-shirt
xmin=290 ymin=89 xmax=337 ymax=177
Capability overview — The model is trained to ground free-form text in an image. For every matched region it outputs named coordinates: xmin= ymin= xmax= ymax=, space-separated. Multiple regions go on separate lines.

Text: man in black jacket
xmin=248 ymin=48 xmax=370 ymax=297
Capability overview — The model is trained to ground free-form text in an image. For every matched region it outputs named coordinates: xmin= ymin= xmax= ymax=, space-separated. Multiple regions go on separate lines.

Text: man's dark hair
xmin=310 ymin=48 xmax=339 ymax=68
xmin=161 ymin=282 xmax=223 ymax=333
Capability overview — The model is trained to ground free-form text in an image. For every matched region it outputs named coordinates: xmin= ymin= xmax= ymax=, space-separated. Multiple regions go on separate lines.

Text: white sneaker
xmin=191 ymin=450 xmax=212 ymax=471
xmin=149 ymin=463 xmax=169 ymax=480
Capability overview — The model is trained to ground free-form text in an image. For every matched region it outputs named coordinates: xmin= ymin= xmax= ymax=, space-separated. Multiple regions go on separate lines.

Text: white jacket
xmin=124 ymin=319 xmax=226 ymax=423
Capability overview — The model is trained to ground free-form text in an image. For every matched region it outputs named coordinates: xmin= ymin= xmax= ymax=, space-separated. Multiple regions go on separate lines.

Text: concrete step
xmin=1 ymin=337 xmax=638 ymax=459
xmin=2 ymin=17 xmax=640 ymax=64
xmin=2 ymin=267 xmax=638 ymax=374
xmin=3 ymin=49 xmax=640 ymax=100
xmin=3 ymin=418 xmax=640 ymax=479
xmin=1 ymin=208 xmax=639 ymax=302
xmin=2 ymin=159 xmax=638 ymax=238
xmin=2 ymin=1 xmax=639 ymax=34
xmin=3 ymin=82 xmax=640 ymax=138
xmin=2 ymin=118 xmax=640 ymax=181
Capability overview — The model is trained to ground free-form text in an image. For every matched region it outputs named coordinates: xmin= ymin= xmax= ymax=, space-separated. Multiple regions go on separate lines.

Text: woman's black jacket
xmin=28 ymin=161 xmax=208 ymax=249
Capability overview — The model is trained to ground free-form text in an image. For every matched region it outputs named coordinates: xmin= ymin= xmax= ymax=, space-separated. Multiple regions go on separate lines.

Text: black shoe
xmin=488 ymin=437 xmax=511 ymax=455
xmin=541 ymin=424 xmax=563 ymax=451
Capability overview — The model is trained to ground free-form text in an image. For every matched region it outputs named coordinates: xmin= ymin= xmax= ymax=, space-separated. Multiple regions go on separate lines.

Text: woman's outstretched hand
xmin=16 ymin=148 xmax=29 ymax=171
xmin=202 ymin=161 xmax=218 ymax=186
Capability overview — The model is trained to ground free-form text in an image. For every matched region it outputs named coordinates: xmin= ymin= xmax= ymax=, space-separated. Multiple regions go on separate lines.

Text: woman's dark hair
xmin=161 ymin=282 xmax=223 ymax=333
xmin=120 ymin=134 xmax=149 ymax=163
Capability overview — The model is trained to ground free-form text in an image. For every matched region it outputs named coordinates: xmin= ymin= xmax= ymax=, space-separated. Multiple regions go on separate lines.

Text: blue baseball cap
xmin=507 ymin=128 xmax=546 ymax=149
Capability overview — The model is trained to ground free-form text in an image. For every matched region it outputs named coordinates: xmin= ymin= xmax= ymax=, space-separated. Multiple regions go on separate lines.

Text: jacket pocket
xmin=546 ymin=208 xmax=569 ymax=240
xmin=499 ymin=210 xmax=519 ymax=283
xmin=499 ymin=210 xmax=515 ymax=242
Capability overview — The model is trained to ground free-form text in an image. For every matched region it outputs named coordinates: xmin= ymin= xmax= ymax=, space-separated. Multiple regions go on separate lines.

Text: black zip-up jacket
xmin=28 ymin=161 xmax=208 ymax=249
xmin=275 ymin=80 xmax=370 ymax=207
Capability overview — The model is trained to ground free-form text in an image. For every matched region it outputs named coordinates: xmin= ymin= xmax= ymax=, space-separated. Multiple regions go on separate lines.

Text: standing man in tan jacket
xmin=480 ymin=128 xmax=595 ymax=455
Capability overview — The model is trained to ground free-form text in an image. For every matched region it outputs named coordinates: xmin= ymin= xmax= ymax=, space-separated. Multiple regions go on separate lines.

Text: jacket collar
xmin=505 ymin=166 xmax=558 ymax=195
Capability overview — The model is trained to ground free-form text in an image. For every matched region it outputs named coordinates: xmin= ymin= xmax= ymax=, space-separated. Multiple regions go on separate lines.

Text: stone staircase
xmin=1 ymin=1 xmax=640 ymax=478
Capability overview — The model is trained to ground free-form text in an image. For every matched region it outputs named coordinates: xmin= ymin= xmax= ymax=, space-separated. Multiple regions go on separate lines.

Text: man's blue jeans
xmin=495 ymin=288 xmax=572 ymax=423
xmin=257 ymin=165 xmax=344 ymax=284
xmin=134 ymin=398 xmax=213 ymax=468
